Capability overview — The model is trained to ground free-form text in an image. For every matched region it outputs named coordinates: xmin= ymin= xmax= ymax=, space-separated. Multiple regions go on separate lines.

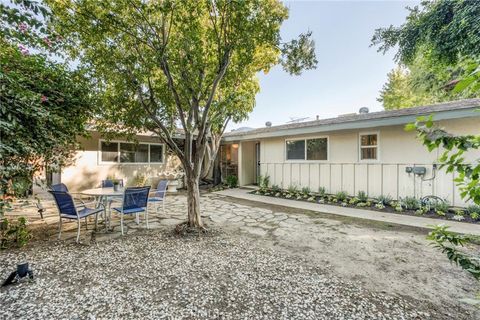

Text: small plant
xmin=471 ymin=212 xmax=480 ymax=220
xmin=357 ymin=191 xmax=368 ymax=202
xmin=274 ymin=192 xmax=281 ymax=197
xmin=400 ymin=196 xmax=421 ymax=210
xmin=357 ymin=202 xmax=368 ymax=207
xmin=335 ymin=191 xmax=348 ymax=202
xmin=318 ymin=186 xmax=326 ymax=197
xmin=349 ymin=197 xmax=359 ymax=205
xmin=287 ymin=185 xmax=298 ymax=194
xmin=226 ymin=175 xmax=238 ymax=188
xmin=271 ymin=184 xmax=281 ymax=193
xmin=1 ymin=217 xmax=31 ymax=249
xmin=375 ymin=203 xmax=385 ymax=210
xmin=467 ymin=204 xmax=480 ymax=215
xmin=376 ymin=195 xmax=393 ymax=206
xmin=131 ymin=174 xmax=147 ymax=187
xmin=433 ymin=200 xmax=450 ymax=215
xmin=452 ymin=215 xmax=465 ymax=221
xmin=307 ymin=196 xmax=315 ymax=202
xmin=395 ymin=205 xmax=403 ymax=212
xmin=259 ymin=175 xmax=270 ymax=190
xmin=301 ymin=186 xmax=311 ymax=195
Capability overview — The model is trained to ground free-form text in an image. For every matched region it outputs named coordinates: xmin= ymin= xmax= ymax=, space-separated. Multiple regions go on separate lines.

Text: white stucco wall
xmin=61 ymin=132 xmax=182 ymax=191
xmin=253 ymin=117 xmax=480 ymax=207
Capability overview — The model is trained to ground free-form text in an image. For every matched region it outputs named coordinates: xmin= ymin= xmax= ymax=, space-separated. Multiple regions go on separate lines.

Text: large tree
xmin=47 ymin=0 xmax=317 ymax=230
xmin=372 ymin=0 xmax=480 ymax=108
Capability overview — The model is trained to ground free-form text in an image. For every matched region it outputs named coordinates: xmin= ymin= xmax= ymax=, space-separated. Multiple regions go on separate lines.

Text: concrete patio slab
xmin=214 ymin=188 xmax=480 ymax=236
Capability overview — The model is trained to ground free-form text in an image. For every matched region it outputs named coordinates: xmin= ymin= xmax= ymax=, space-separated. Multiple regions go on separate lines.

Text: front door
xmin=255 ymin=142 xmax=261 ymax=184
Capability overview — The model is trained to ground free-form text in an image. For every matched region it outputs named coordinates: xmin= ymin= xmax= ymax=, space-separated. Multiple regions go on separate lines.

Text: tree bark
xmin=185 ymin=171 xmax=203 ymax=228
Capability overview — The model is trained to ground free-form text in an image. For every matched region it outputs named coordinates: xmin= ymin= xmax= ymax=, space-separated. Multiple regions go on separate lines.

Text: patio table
xmin=80 ymin=187 xmax=124 ymax=231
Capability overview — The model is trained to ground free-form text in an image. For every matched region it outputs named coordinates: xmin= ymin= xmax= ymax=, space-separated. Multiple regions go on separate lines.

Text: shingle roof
xmin=224 ymin=99 xmax=480 ymax=138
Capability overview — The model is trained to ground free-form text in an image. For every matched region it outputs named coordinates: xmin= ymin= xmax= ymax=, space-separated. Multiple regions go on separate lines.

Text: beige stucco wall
xmin=252 ymin=117 xmax=480 ymax=207
xmin=61 ymin=132 xmax=182 ymax=191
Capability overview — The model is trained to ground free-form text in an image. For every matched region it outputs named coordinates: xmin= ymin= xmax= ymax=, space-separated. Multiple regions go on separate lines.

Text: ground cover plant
xmin=253 ymin=183 xmax=478 ymax=224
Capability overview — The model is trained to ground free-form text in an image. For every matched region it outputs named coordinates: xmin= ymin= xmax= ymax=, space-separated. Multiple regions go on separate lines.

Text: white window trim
xmin=98 ymin=139 xmax=165 ymax=165
xmin=285 ymin=136 xmax=329 ymax=162
xmin=358 ymin=131 xmax=380 ymax=162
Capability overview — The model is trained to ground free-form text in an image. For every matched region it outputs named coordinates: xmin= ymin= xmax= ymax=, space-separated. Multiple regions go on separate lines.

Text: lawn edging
xmin=214 ymin=188 xmax=480 ymax=236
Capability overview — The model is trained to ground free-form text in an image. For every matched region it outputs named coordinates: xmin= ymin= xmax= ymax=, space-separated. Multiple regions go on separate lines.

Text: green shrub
xmin=287 ymin=185 xmax=298 ymax=194
xmin=471 ymin=212 xmax=480 ymax=220
xmin=433 ymin=200 xmax=450 ymax=215
xmin=376 ymin=194 xmax=393 ymax=206
xmin=318 ymin=186 xmax=326 ymax=197
xmin=1 ymin=217 xmax=31 ymax=249
xmin=301 ymin=186 xmax=311 ymax=195
xmin=357 ymin=191 xmax=368 ymax=202
xmin=226 ymin=175 xmax=238 ymax=188
xmin=400 ymin=196 xmax=421 ymax=210
xmin=467 ymin=205 xmax=480 ymax=215
xmin=259 ymin=175 xmax=270 ymax=189
xmin=335 ymin=191 xmax=348 ymax=202
xmin=271 ymin=184 xmax=281 ymax=193
xmin=349 ymin=197 xmax=359 ymax=205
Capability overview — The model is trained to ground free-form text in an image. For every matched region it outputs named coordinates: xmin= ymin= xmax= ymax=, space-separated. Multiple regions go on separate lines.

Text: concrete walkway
xmin=215 ymin=188 xmax=480 ymax=235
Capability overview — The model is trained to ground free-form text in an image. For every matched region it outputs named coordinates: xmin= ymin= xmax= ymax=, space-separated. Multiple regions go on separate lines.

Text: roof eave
xmin=222 ymin=108 xmax=479 ymax=142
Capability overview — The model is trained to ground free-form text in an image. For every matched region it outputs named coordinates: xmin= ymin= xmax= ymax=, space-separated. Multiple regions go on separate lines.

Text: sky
xmin=230 ymin=0 xmax=420 ymax=130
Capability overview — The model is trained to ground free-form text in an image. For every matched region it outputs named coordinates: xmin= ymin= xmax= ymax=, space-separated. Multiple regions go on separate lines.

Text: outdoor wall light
xmin=1 ymin=262 xmax=34 ymax=287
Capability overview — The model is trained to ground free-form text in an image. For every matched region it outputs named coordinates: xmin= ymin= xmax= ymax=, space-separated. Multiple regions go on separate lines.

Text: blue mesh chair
xmin=49 ymin=190 xmax=105 ymax=243
xmin=148 ymin=180 xmax=169 ymax=214
xmin=51 ymin=183 xmax=69 ymax=192
xmin=112 ymin=186 xmax=151 ymax=235
xmin=101 ymin=179 xmax=124 ymax=188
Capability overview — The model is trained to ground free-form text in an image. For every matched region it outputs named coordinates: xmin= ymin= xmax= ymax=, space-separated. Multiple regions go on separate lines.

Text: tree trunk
xmin=185 ymin=173 xmax=203 ymax=228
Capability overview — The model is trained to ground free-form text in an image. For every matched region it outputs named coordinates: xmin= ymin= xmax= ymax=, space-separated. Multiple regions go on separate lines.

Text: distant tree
xmin=47 ymin=0 xmax=317 ymax=230
xmin=378 ymin=66 xmax=432 ymax=110
xmin=372 ymin=0 xmax=480 ymax=108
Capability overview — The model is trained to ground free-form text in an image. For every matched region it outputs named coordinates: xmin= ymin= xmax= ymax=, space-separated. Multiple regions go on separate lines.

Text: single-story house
xmin=50 ymin=99 xmax=480 ymax=206
xmin=221 ymin=99 xmax=480 ymax=207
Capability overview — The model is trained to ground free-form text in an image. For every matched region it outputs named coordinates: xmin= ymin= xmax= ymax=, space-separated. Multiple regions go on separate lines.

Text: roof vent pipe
xmin=359 ymin=107 xmax=369 ymax=114
xmin=316 ymin=115 xmax=319 ymax=120
xmin=265 ymin=121 xmax=272 ymax=127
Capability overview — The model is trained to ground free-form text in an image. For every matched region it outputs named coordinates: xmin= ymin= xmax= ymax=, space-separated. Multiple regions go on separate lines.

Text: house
xmin=221 ymin=99 xmax=480 ymax=207
xmin=53 ymin=131 xmax=183 ymax=191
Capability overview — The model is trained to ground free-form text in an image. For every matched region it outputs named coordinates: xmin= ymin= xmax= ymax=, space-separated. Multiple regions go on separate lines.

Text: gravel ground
xmin=1 ymin=229 xmax=438 ymax=320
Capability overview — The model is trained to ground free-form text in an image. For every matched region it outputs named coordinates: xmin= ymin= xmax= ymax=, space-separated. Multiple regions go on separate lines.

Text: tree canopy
xmin=47 ymin=0 xmax=317 ymax=228
xmin=372 ymin=0 xmax=480 ymax=109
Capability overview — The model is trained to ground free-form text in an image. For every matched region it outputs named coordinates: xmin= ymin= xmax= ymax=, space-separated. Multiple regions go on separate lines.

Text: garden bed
xmin=250 ymin=186 xmax=480 ymax=225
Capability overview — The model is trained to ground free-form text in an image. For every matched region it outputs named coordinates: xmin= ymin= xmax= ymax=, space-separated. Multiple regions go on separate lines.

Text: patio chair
xmin=148 ymin=180 xmax=169 ymax=215
xmin=49 ymin=190 xmax=105 ymax=243
xmin=50 ymin=183 xmax=94 ymax=226
xmin=101 ymin=179 xmax=124 ymax=188
xmin=112 ymin=186 xmax=151 ymax=235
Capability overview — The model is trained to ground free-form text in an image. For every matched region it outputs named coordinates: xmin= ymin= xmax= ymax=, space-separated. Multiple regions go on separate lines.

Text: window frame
xmin=98 ymin=139 xmax=165 ymax=165
xmin=358 ymin=131 xmax=380 ymax=162
xmin=285 ymin=136 xmax=329 ymax=162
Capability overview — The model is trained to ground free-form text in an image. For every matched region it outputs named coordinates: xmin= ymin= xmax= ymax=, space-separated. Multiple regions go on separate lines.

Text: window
xmin=101 ymin=141 xmax=118 ymax=162
xmin=149 ymin=144 xmax=164 ymax=163
xmin=120 ymin=143 xmax=148 ymax=163
xmin=286 ymin=137 xmax=328 ymax=161
xmin=100 ymin=140 xmax=164 ymax=164
xmin=359 ymin=133 xmax=378 ymax=160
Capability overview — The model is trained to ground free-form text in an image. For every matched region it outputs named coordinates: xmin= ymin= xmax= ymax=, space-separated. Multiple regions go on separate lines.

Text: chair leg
xmin=121 ymin=214 xmax=124 ymax=235
xmin=145 ymin=210 xmax=149 ymax=229
xmin=135 ymin=213 xmax=139 ymax=225
xmin=94 ymin=213 xmax=98 ymax=231
xmin=163 ymin=200 xmax=165 ymax=214
xmin=58 ymin=217 xmax=62 ymax=240
xmin=76 ymin=219 xmax=81 ymax=243
xmin=85 ymin=217 xmax=88 ymax=230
